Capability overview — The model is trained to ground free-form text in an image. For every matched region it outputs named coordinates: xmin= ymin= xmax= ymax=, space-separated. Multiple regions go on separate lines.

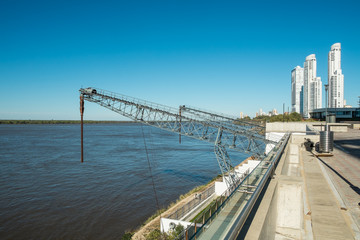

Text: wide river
xmin=0 ymin=123 xmax=247 ymax=239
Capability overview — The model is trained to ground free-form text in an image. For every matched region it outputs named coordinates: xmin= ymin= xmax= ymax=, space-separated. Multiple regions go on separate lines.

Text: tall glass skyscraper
xmin=303 ymin=54 xmax=322 ymax=118
xmin=328 ymin=43 xmax=344 ymax=108
xmin=291 ymin=66 xmax=304 ymax=114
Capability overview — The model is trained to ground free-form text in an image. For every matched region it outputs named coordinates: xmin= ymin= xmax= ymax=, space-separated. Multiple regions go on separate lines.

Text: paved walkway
xmin=243 ymin=130 xmax=360 ymax=240
xmin=315 ymin=128 xmax=360 ymax=238
xmin=302 ymin=150 xmax=355 ymax=239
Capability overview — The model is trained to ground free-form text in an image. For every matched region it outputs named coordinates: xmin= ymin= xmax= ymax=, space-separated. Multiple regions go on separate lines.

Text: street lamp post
xmin=325 ymin=84 xmax=329 ymax=131
xmin=325 ymin=84 xmax=329 ymax=124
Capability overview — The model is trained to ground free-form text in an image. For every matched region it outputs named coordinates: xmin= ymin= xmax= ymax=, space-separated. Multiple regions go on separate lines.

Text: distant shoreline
xmin=0 ymin=120 xmax=135 ymax=124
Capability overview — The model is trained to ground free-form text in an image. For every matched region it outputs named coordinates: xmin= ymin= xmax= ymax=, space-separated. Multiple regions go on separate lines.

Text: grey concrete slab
xmin=302 ymin=151 xmax=354 ymax=240
xmin=315 ymin=128 xmax=360 ymax=238
xmin=243 ymin=131 xmax=358 ymax=240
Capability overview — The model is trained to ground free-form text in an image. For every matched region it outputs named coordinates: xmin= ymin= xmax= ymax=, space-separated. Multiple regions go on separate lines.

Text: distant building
xmin=303 ymin=54 xmax=322 ymax=118
xmin=310 ymin=107 xmax=360 ymax=122
xmin=255 ymin=108 xmax=279 ymax=117
xmin=240 ymin=112 xmax=243 ymax=119
xmin=328 ymin=43 xmax=344 ymax=108
xmin=291 ymin=66 xmax=304 ymax=114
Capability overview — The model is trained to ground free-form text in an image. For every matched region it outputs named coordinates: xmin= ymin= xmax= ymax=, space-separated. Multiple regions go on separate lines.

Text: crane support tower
xmin=79 ymin=87 xmax=275 ymax=188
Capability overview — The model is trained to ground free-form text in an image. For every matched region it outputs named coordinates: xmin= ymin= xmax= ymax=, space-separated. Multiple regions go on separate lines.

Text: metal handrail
xmin=175 ymin=133 xmax=290 ymax=240
xmin=167 ymin=184 xmax=215 ymax=220
xmin=224 ymin=133 xmax=290 ymax=239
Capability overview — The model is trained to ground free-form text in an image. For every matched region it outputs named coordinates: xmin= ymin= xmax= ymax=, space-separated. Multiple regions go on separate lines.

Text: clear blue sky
xmin=1 ymin=0 xmax=359 ymax=120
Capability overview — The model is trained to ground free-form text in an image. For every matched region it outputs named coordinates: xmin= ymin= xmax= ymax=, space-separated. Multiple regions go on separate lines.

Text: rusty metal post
xmin=80 ymin=94 xmax=84 ymax=163
xmin=194 ymin=220 xmax=197 ymax=239
xmin=179 ymin=106 xmax=182 ymax=144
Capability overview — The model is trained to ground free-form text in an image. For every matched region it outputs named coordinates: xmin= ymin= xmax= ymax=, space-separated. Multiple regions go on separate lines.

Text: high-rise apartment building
xmin=303 ymin=54 xmax=322 ymax=118
xmin=328 ymin=43 xmax=344 ymax=108
xmin=291 ymin=66 xmax=304 ymax=114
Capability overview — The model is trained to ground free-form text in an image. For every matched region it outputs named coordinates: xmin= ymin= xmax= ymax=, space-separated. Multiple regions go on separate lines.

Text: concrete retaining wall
xmin=266 ymin=122 xmax=350 ymax=133
xmin=245 ymin=135 xmax=306 ymax=240
xmin=310 ymin=123 xmax=350 ymax=132
xmin=258 ymin=141 xmax=304 ymax=240
xmin=266 ymin=122 xmax=309 ymax=132
xmin=258 ymin=184 xmax=278 ymax=240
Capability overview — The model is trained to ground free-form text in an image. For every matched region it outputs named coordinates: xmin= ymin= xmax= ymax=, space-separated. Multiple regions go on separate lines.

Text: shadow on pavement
xmin=333 ymin=133 xmax=360 ymax=160
xmin=317 ymin=157 xmax=360 ymax=196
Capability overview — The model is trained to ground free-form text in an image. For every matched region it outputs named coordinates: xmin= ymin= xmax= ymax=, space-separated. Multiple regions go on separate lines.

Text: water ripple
xmin=0 ymin=124 xmax=248 ymax=239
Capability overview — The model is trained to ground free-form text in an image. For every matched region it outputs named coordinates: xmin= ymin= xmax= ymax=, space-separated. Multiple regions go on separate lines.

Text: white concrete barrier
xmin=266 ymin=122 xmax=308 ymax=132
xmin=215 ymin=160 xmax=260 ymax=196
xmin=215 ymin=181 xmax=228 ymax=196
xmin=266 ymin=122 xmax=350 ymax=133
xmin=266 ymin=132 xmax=285 ymax=154
xmin=160 ymin=218 xmax=200 ymax=233
xmin=310 ymin=123 xmax=350 ymax=132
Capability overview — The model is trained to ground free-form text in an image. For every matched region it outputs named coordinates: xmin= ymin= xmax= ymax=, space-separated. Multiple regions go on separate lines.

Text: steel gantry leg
xmin=214 ymin=128 xmax=238 ymax=189
xmin=214 ymin=144 xmax=238 ymax=189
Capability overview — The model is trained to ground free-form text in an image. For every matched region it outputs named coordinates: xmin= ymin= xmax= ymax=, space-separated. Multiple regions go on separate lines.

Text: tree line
xmin=240 ymin=112 xmax=316 ymax=123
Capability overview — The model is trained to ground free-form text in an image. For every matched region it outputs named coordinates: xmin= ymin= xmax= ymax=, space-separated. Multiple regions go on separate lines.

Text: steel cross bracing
xmin=179 ymin=105 xmax=269 ymax=187
xmin=180 ymin=105 xmax=265 ymax=137
xmin=79 ymin=87 xmax=276 ymax=187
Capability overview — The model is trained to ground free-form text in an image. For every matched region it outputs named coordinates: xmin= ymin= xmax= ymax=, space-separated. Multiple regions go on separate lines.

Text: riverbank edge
xmin=128 ymin=175 xmax=220 ymax=240
xmin=129 ymin=157 xmax=254 ymax=240
xmin=0 ymin=120 xmax=134 ymax=124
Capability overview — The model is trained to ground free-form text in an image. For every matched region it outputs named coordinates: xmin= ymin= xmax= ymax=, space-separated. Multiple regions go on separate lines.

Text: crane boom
xmin=79 ymin=87 xmax=275 ymax=187
xmin=178 ymin=105 xmax=268 ymax=149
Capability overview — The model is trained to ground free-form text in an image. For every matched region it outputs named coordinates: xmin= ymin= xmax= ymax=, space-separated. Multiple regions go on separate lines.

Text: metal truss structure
xmin=79 ymin=87 xmax=275 ymax=188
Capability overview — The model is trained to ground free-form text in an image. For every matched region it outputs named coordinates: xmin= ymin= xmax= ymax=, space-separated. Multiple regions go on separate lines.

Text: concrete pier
xmin=242 ymin=125 xmax=360 ymax=240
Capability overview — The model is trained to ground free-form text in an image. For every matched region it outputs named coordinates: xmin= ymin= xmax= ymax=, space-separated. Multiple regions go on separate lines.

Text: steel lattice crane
xmin=79 ymin=87 xmax=275 ymax=188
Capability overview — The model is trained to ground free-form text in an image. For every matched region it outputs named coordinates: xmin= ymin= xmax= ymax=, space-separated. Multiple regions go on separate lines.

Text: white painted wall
xmin=266 ymin=122 xmax=309 ymax=132
xmin=215 ymin=160 xmax=261 ymax=196
xmin=160 ymin=218 xmax=202 ymax=233
xmin=215 ymin=181 xmax=228 ymax=196
xmin=266 ymin=132 xmax=285 ymax=154
xmin=246 ymin=160 xmax=261 ymax=171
